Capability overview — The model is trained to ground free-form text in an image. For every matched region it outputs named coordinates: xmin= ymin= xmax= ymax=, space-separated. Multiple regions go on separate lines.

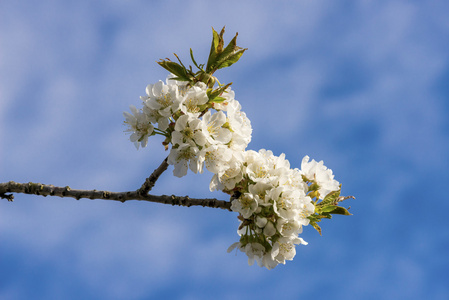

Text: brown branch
xmin=138 ymin=156 xmax=169 ymax=195
xmin=0 ymin=181 xmax=232 ymax=211
xmin=0 ymin=192 xmax=14 ymax=201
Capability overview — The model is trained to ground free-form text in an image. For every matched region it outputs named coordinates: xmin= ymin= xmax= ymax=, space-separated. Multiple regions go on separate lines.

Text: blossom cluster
xmin=124 ymin=75 xmax=252 ymax=177
xmin=224 ymin=152 xmax=339 ymax=269
xmin=124 ymin=75 xmax=341 ymax=269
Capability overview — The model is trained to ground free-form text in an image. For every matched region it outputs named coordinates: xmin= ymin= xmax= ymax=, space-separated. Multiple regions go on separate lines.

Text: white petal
xmin=175 ymin=115 xmax=189 ymax=131
xmin=152 ymin=80 xmax=164 ymax=97
xmin=263 ymin=222 xmax=276 ymax=237
xmin=173 ymin=161 xmax=188 ymax=178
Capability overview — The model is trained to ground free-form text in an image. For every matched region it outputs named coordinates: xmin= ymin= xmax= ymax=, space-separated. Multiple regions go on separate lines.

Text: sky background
xmin=1 ymin=0 xmax=448 ymax=299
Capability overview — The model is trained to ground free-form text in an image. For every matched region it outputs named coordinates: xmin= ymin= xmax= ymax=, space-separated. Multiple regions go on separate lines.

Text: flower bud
xmin=255 ymin=216 xmax=268 ymax=228
xmin=263 ymin=221 xmax=276 ymax=237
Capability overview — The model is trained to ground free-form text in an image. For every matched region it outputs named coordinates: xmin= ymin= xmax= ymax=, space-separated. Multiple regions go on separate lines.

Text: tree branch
xmin=0 ymin=181 xmax=232 ymax=211
xmin=138 ymin=156 xmax=169 ymax=195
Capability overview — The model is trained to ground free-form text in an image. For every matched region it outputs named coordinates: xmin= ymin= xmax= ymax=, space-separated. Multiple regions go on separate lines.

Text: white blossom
xmin=248 ymin=182 xmax=274 ymax=207
xmin=200 ymin=144 xmax=232 ymax=174
xmin=201 ymin=110 xmax=231 ymax=145
xmin=142 ymin=105 xmax=169 ymax=131
xmin=301 ymin=156 xmax=340 ymax=199
xmin=123 ymin=105 xmax=154 ymax=149
xmin=227 ymin=100 xmax=252 ymax=145
xmin=227 ymin=241 xmax=242 ymax=253
xmin=276 ymin=218 xmax=303 ymax=237
xmin=297 ymin=197 xmax=315 ymax=226
xmin=260 ymin=253 xmax=279 ymax=270
xmin=210 ymin=158 xmax=244 ymax=192
xmin=171 ymin=115 xmax=206 ymax=147
xmin=230 ymin=193 xmax=258 ymax=219
xmin=271 ymin=237 xmax=306 ymax=265
xmin=263 ymin=221 xmax=276 ymax=237
xmin=255 ymin=216 xmax=268 ymax=228
xmin=279 ymin=167 xmax=308 ymax=193
xmin=144 ymin=80 xmax=180 ymax=115
xmin=180 ymin=82 xmax=208 ymax=117
xmin=212 ymin=87 xmax=236 ymax=111
xmin=168 ymin=143 xmax=202 ymax=177
xmin=244 ymin=243 xmax=266 ymax=266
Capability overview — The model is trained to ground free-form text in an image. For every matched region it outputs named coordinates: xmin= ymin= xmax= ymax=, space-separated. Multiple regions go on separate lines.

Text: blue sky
xmin=1 ymin=1 xmax=449 ymax=299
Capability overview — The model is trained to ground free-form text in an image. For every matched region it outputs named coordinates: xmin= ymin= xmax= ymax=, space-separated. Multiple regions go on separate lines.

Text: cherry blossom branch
xmin=0 ymin=181 xmax=232 ymax=210
xmin=138 ymin=156 xmax=169 ymax=195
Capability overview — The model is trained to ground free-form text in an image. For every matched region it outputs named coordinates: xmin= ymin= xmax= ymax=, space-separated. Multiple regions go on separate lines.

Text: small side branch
xmin=0 ymin=181 xmax=232 ymax=211
xmin=138 ymin=157 xmax=169 ymax=195
xmin=0 ymin=193 xmax=14 ymax=202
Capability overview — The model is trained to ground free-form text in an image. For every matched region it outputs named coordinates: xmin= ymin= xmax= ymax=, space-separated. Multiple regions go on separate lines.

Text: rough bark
xmin=0 ymin=181 xmax=232 ymax=210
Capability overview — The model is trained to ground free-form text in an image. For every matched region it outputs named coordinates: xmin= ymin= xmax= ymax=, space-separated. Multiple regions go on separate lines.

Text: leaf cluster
xmin=157 ymin=27 xmax=247 ymax=91
xmin=308 ymin=187 xmax=354 ymax=235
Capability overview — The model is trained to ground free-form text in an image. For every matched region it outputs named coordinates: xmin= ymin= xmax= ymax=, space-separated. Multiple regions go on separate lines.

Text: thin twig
xmin=0 ymin=193 xmax=14 ymax=202
xmin=138 ymin=157 xmax=169 ymax=195
xmin=0 ymin=181 xmax=232 ymax=211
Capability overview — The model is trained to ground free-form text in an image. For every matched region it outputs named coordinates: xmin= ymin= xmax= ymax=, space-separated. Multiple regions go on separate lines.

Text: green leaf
xmin=329 ymin=206 xmax=352 ymax=216
xmin=322 ymin=213 xmax=332 ymax=219
xmin=206 ymin=27 xmax=246 ymax=73
xmin=206 ymin=27 xmax=221 ymax=73
xmin=216 ymin=48 xmax=247 ymax=70
xmin=317 ymin=203 xmax=351 ymax=216
xmin=209 ymin=96 xmax=226 ymax=103
xmin=214 ymin=32 xmax=247 ymax=70
xmin=320 ymin=205 xmax=340 ymax=213
xmin=157 ymin=60 xmax=192 ymax=82
xmin=213 ymin=34 xmax=238 ymax=68
xmin=173 ymin=53 xmax=187 ymax=70
xmin=217 ymin=27 xmax=225 ymax=53
xmin=169 ymin=76 xmax=191 ymax=82
xmin=190 ymin=48 xmax=201 ymax=70
xmin=207 ymin=82 xmax=232 ymax=102
xmin=321 ymin=188 xmax=341 ymax=206
xmin=310 ymin=221 xmax=322 ymax=235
